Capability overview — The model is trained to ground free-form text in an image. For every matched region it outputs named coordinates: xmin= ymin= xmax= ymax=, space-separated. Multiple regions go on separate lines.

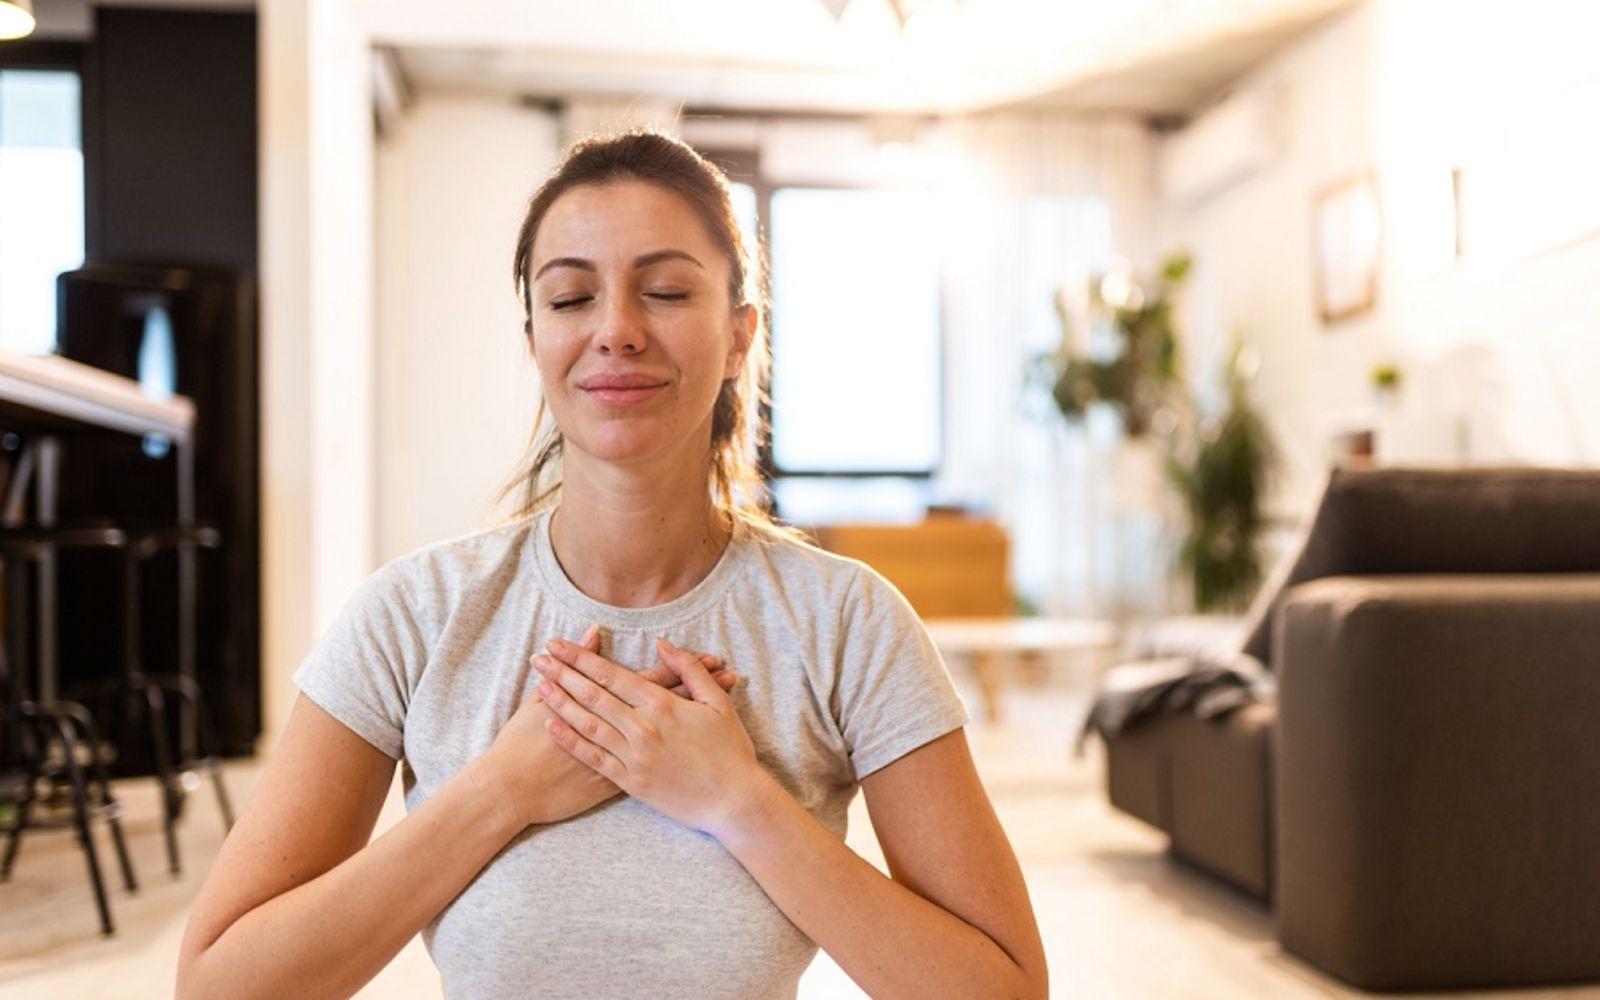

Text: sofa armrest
xmin=1274 ymin=574 xmax=1600 ymax=989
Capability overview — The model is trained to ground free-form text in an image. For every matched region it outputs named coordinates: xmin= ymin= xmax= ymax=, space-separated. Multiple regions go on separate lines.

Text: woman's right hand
xmin=475 ymin=626 xmax=737 ymax=829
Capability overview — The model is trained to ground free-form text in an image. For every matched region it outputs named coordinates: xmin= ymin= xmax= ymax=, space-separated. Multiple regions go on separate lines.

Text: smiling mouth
xmin=581 ymin=383 xmax=666 ymax=406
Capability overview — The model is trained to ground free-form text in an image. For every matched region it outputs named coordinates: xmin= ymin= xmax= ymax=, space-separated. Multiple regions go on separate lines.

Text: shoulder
xmin=735 ymin=522 xmax=913 ymax=624
xmin=394 ymin=516 xmax=537 ymax=582
xmin=739 ymin=521 xmax=857 ymax=588
xmin=355 ymin=518 xmax=539 ymax=628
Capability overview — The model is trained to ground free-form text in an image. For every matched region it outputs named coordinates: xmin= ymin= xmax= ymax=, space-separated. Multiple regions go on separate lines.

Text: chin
xmin=565 ymin=423 xmax=677 ymax=465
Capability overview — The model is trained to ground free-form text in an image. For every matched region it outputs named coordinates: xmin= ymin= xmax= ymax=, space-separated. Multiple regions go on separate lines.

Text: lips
xmin=578 ymin=372 xmax=668 ymax=406
xmin=579 ymin=373 xmax=669 ymax=390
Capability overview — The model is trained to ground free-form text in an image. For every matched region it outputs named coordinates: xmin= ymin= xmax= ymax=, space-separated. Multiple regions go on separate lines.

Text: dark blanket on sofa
xmin=1077 ymin=655 xmax=1269 ymax=752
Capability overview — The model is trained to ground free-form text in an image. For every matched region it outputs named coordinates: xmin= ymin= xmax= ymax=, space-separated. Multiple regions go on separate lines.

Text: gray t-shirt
xmin=292 ymin=506 xmax=970 ymax=1000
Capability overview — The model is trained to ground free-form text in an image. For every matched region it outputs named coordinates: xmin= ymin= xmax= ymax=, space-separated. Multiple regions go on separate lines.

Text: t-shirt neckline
xmin=532 ymin=505 xmax=750 ymax=630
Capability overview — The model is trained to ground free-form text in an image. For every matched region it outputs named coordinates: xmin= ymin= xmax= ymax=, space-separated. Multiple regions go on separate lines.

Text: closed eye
xmin=550 ymin=296 xmax=592 ymax=311
xmin=647 ymin=292 xmax=690 ymax=302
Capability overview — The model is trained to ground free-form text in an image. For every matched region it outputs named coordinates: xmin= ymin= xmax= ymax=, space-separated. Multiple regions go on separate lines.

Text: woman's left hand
xmin=533 ymin=636 xmax=779 ymax=840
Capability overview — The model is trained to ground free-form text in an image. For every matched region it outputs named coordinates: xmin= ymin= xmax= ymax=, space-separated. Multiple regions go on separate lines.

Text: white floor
xmin=3 ymin=673 xmax=1597 ymax=1000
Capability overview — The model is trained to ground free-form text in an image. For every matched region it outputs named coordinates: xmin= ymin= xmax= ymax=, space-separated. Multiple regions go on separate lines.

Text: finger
xmin=578 ymin=624 xmax=602 ymax=652
xmin=533 ymin=668 xmax=631 ymax=759
xmin=657 ymin=637 xmax=727 ymax=706
xmin=533 ymin=627 xmax=601 ymax=705
xmin=669 ymin=672 xmax=738 ymax=699
xmin=637 ymin=653 xmax=723 ymax=689
xmin=545 ymin=716 xmax=626 ymax=783
xmin=532 ymin=650 xmax=640 ymax=738
xmin=546 ymin=637 xmax=663 ymax=710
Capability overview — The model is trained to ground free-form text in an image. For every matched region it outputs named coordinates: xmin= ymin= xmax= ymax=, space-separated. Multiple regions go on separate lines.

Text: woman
xmin=178 ymin=131 xmax=1047 ymax=1000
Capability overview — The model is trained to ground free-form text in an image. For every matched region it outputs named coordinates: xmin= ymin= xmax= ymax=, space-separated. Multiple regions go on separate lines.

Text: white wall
xmin=1161 ymin=0 xmax=1600 ymax=519
xmin=259 ymin=0 xmax=376 ymax=742
xmin=258 ymin=0 xmax=380 ymax=744
xmin=374 ymin=96 xmax=559 ymax=561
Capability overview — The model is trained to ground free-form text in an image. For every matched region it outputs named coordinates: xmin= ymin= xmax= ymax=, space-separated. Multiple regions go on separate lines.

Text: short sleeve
xmin=290 ymin=560 xmax=428 ymax=760
xmin=833 ymin=566 xmax=972 ymax=781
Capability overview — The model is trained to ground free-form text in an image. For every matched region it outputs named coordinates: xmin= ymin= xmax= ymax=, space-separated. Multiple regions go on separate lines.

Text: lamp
xmin=820 ymin=0 xmax=961 ymax=32
xmin=0 ymin=0 xmax=36 ymax=41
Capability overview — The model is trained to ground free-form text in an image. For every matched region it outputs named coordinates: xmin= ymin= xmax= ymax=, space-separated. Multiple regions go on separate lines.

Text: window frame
xmin=763 ymin=178 xmax=945 ymax=480
xmin=0 ymin=40 xmax=91 ymax=357
xmin=699 ymin=147 xmax=946 ymax=482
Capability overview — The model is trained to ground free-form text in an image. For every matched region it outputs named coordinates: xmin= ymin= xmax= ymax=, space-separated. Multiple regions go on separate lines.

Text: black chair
xmin=0 ymin=522 xmax=234 ymax=884
xmin=0 ymin=525 xmax=139 ymax=936
xmin=61 ymin=524 xmax=235 ymax=875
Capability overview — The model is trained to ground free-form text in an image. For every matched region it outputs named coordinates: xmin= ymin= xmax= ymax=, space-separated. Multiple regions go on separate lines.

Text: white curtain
xmin=928 ymin=113 xmax=1160 ymax=616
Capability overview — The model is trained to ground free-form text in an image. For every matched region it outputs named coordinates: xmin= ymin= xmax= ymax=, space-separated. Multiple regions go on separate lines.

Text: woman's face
xmin=526 ymin=179 xmax=753 ymax=471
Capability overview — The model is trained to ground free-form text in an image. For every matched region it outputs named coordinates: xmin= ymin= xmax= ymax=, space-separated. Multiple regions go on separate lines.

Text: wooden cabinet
xmin=811 ymin=516 xmax=1011 ymax=618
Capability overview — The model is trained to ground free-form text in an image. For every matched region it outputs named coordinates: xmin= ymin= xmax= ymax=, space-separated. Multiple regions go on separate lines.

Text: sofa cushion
xmin=1103 ymin=702 xmax=1276 ymax=900
xmin=1167 ymin=702 xmax=1275 ymax=899
xmin=1242 ymin=467 xmax=1600 ymax=666
xmin=1275 ymin=574 xmax=1600 ymax=988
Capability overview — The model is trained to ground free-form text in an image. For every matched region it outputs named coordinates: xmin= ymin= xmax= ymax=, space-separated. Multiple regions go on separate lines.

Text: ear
xmin=723 ymin=304 xmax=756 ymax=381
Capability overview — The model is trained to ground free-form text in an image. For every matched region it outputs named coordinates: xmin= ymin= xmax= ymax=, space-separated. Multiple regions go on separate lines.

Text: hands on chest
xmin=477 ymin=627 xmax=774 ymax=839
xmin=531 ymin=633 xmax=779 ymax=842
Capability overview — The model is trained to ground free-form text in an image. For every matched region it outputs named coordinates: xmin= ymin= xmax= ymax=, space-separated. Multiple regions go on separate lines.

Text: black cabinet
xmin=44 ymin=6 xmax=263 ymax=762
xmin=54 ymin=263 xmax=260 ymax=760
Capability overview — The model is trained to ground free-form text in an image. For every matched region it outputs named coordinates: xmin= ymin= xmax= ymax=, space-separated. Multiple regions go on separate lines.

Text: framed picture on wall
xmin=1313 ymin=170 xmax=1382 ymax=324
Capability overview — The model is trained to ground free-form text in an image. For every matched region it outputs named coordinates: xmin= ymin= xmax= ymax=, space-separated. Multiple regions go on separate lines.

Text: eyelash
xmin=549 ymin=292 xmax=690 ymax=312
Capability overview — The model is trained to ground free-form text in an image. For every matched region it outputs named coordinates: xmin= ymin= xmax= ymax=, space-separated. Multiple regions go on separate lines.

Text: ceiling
xmin=389 ymin=0 xmax=1357 ymax=119
xmin=28 ymin=0 xmax=1357 ymax=119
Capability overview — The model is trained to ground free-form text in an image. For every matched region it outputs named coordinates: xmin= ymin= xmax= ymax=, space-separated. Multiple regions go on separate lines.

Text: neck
xmin=549 ymin=451 xmax=732 ymax=609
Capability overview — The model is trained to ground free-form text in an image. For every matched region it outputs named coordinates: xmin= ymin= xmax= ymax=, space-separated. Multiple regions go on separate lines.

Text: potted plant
xmin=1166 ymin=344 xmax=1278 ymax=612
xmin=1040 ymin=253 xmax=1192 ymax=439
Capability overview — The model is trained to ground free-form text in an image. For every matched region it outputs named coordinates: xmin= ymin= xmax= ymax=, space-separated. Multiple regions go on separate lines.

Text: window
xmin=767 ymin=186 xmax=941 ymax=476
xmin=0 ymin=67 xmax=84 ymax=355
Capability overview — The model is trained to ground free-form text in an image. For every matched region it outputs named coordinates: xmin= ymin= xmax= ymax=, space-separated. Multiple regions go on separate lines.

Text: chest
xmin=399 ymin=607 xmax=858 ymax=827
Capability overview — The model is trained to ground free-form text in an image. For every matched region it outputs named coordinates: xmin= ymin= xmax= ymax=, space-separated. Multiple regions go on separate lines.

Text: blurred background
xmin=2 ymin=1 xmax=1599 ymax=997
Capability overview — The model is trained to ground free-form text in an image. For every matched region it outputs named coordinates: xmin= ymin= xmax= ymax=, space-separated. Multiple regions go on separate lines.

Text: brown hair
xmin=498 ymin=129 xmax=798 ymax=542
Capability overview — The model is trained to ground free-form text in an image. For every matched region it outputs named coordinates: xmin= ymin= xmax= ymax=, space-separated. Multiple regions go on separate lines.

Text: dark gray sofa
xmin=1100 ymin=467 xmax=1600 ymax=990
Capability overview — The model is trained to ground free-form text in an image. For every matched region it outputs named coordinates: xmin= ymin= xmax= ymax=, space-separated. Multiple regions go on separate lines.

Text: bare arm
xmin=176 ymin=629 xmax=734 ymax=1000
xmin=717 ymin=730 xmax=1048 ymax=1000
xmin=175 ymin=694 xmax=523 ymax=1000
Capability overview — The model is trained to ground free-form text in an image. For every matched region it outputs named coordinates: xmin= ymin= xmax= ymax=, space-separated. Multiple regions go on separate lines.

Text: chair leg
xmin=156 ymin=673 xmax=234 ymax=831
xmin=60 ymin=701 xmax=138 ymax=894
xmin=1 ymin=740 xmax=40 ymax=881
xmin=44 ymin=712 xmax=115 ymax=936
xmin=137 ymin=682 xmax=182 ymax=876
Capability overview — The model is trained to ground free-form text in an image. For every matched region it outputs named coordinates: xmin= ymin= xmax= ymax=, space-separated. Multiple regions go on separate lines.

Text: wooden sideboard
xmin=810 ymin=515 xmax=1012 ymax=618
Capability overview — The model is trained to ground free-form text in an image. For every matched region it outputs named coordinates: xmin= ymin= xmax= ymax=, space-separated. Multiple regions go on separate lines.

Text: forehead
xmin=530 ymin=179 xmax=724 ymax=270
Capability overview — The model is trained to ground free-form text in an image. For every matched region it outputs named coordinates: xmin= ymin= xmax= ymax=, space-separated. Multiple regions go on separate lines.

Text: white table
xmin=0 ymin=348 xmax=198 ymax=747
xmin=923 ymin=616 xmax=1119 ymax=723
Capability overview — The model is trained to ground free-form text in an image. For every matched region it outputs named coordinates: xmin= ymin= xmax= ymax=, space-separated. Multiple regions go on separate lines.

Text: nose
xmin=594 ymin=294 xmax=647 ymax=356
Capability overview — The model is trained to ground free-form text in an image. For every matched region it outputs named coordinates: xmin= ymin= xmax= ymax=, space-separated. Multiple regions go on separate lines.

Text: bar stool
xmin=0 ymin=521 xmax=234 ymax=882
xmin=0 ymin=525 xmax=138 ymax=936
xmin=64 ymin=523 xmax=234 ymax=876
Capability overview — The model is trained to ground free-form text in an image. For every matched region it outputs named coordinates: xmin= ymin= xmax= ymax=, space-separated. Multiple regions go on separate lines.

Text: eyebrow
xmin=532 ymin=249 xmax=705 ymax=283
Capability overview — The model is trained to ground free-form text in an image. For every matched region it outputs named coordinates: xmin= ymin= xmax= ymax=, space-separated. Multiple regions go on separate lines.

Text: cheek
xmin=531 ymin=328 xmax=579 ymax=378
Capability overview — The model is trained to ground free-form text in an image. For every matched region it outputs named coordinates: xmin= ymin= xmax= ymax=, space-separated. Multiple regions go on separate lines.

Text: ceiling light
xmin=822 ymin=0 xmax=962 ymax=33
xmin=0 ymin=0 xmax=35 ymax=41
